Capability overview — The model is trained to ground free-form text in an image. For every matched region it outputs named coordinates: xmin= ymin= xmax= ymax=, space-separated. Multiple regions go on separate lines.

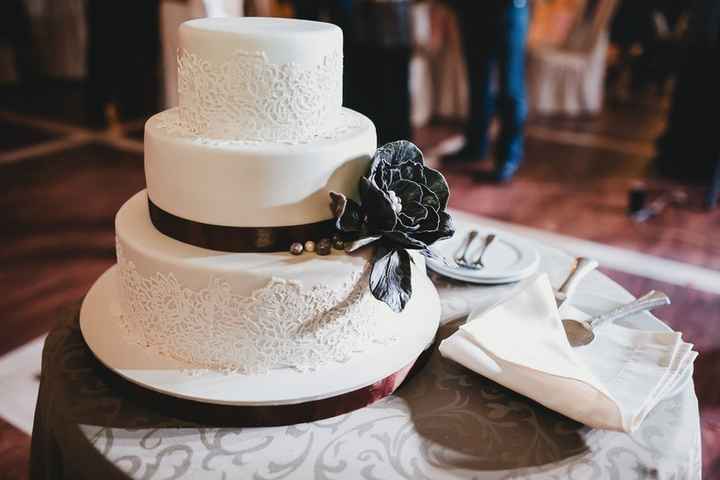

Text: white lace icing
xmin=115 ymin=245 xmax=392 ymax=374
xmin=172 ymin=48 xmax=343 ymax=144
xmin=155 ymin=108 xmax=363 ymax=147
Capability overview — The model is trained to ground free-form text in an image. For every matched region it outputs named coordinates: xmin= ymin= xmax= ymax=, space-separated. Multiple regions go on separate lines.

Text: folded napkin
xmin=439 ymin=273 xmax=697 ymax=432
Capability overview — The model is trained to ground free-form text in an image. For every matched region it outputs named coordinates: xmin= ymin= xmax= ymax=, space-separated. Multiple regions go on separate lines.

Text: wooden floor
xmin=1 ymin=81 xmax=719 ymax=479
xmin=0 ymin=418 xmax=30 ymax=480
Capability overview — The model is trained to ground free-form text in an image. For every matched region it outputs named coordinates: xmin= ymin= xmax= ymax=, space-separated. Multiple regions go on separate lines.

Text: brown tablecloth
xmin=30 ymin=230 xmax=701 ymax=479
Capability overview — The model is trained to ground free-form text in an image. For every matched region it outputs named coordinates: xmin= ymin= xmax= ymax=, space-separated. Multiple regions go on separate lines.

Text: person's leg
xmin=440 ymin=3 xmax=498 ymax=164
xmin=85 ymin=0 xmax=112 ymax=127
xmin=376 ymin=46 xmax=412 ymax=144
xmin=292 ymin=0 xmax=321 ymax=20
xmin=655 ymin=44 xmax=707 ymax=179
xmin=344 ymin=44 xmax=390 ymax=141
xmin=119 ymin=0 xmax=160 ymax=120
xmin=494 ymin=1 xmax=529 ymax=181
xmin=0 ymin=0 xmax=34 ymax=82
xmin=463 ymin=47 xmax=495 ymax=158
xmin=328 ymin=0 xmax=352 ymax=31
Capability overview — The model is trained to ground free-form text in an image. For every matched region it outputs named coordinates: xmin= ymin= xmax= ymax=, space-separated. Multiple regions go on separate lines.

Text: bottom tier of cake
xmin=114 ymin=190 xmax=441 ymax=374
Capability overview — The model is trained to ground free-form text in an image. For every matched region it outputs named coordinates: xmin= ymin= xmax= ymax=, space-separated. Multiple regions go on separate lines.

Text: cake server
xmin=562 ymin=290 xmax=671 ymax=347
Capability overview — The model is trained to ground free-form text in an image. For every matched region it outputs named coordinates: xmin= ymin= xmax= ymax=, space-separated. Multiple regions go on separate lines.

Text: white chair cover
xmin=160 ymin=0 xmax=245 ymax=108
xmin=527 ymin=30 xmax=610 ymax=116
xmin=1 ymin=0 xmax=88 ymax=81
xmin=410 ymin=1 xmax=468 ymax=127
xmin=526 ymin=0 xmax=618 ymax=116
xmin=42 ymin=0 xmax=87 ymax=79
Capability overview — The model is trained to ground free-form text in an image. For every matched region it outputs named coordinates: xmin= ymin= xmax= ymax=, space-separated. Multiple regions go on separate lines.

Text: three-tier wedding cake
xmin=110 ymin=17 xmax=444 ymax=378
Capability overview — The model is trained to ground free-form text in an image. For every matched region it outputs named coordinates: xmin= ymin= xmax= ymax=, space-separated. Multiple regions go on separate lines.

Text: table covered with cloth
xmin=30 ymin=229 xmax=701 ymax=479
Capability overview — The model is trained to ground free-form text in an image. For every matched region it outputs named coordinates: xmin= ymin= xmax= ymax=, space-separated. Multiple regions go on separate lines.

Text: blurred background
xmin=0 ymin=0 xmax=719 ymax=478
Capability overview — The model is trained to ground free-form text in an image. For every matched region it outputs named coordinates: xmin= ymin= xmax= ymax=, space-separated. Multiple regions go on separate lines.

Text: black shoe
xmin=441 ymin=146 xmax=483 ymax=167
xmin=493 ymin=168 xmax=516 ymax=184
xmin=473 ymin=168 xmax=514 ymax=184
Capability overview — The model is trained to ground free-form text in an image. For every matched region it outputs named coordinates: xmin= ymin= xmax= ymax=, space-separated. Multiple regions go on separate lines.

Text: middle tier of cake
xmin=145 ymin=107 xmax=376 ymax=229
xmin=115 ymin=191 xmax=438 ymax=374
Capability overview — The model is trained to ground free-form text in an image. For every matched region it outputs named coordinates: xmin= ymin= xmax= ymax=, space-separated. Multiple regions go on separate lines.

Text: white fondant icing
xmin=177 ymin=17 xmax=343 ymax=142
xmin=145 ymin=108 xmax=376 ymax=227
xmin=180 ymin=17 xmax=342 ymax=66
xmin=111 ymin=18 xmax=442 ymax=376
xmin=115 ymin=191 xmax=433 ymax=373
xmin=81 ymin=266 xmax=441 ymax=405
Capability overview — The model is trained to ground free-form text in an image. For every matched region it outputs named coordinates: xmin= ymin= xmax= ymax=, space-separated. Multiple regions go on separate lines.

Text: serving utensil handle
xmin=589 ymin=290 xmax=671 ymax=329
xmin=557 ymin=257 xmax=598 ymax=300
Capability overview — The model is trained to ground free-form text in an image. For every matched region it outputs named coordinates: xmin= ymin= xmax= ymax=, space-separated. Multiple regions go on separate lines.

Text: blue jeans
xmin=461 ymin=1 xmax=529 ymax=178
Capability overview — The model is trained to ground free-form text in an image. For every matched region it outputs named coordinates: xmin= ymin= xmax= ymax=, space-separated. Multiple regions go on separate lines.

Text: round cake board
xmin=80 ymin=266 xmax=439 ymax=421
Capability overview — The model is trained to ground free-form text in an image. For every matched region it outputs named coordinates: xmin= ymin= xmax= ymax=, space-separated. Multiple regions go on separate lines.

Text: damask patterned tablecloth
xmin=30 ymin=241 xmax=701 ymax=480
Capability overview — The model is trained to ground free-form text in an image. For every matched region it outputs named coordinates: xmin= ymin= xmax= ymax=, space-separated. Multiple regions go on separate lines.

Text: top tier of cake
xmin=176 ymin=17 xmax=343 ymax=143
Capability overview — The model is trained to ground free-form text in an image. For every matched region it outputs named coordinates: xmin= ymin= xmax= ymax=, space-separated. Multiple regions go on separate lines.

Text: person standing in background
xmin=344 ymin=0 xmax=413 ymax=144
xmin=0 ymin=0 xmax=34 ymax=83
xmin=654 ymin=0 xmax=720 ymax=182
xmin=288 ymin=0 xmax=352 ymax=30
xmin=444 ymin=0 xmax=530 ymax=183
xmin=85 ymin=0 xmax=160 ymax=127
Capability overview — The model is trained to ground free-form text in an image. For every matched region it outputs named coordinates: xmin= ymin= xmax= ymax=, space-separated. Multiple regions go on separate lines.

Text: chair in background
xmin=527 ymin=0 xmax=580 ymax=49
xmin=526 ymin=0 xmax=619 ymax=116
xmin=0 ymin=0 xmax=85 ymax=83
xmin=160 ymin=0 xmax=244 ymax=109
xmin=410 ymin=0 xmax=468 ymax=128
xmin=0 ymin=0 xmax=32 ymax=83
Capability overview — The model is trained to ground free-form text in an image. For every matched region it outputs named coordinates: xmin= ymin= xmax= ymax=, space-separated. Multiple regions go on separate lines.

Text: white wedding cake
xmin=113 ymin=17 xmax=442 ymax=375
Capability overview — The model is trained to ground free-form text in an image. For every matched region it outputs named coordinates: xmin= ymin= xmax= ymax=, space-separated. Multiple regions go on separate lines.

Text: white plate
xmin=427 ymin=265 xmax=537 ymax=285
xmin=80 ymin=266 xmax=440 ymax=406
xmin=427 ymin=227 xmax=540 ymax=284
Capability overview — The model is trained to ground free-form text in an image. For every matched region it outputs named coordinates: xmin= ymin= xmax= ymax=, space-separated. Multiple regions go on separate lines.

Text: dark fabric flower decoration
xmin=330 ymin=140 xmax=455 ymax=313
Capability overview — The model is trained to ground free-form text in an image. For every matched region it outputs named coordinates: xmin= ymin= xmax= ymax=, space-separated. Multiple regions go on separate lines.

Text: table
xmin=30 ymin=229 xmax=701 ymax=479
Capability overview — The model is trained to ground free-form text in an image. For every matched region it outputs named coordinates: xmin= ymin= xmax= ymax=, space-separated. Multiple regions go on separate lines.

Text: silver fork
xmin=454 ymin=231 xmax=497 ymax=270
xmin=453 ymin=230 xmax=479 ymax=268
xmin=471 ymin=233 xmax=496 ymax=268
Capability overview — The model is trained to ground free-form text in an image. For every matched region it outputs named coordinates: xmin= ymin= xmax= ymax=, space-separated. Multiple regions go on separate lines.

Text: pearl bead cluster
xmin=290 ymin=234 xmax=344 ymax=256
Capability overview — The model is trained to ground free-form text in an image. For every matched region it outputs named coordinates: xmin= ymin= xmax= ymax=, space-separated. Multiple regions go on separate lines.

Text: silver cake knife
xmin=554 ymin=257 xmax=599 ymax=310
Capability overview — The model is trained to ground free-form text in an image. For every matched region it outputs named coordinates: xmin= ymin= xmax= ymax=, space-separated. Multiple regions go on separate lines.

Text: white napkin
xmin=439 ymin=273 xmax=697 ymax=432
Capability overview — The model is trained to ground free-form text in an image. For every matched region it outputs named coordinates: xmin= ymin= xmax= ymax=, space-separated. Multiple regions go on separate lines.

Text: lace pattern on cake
xmin=115 ymin=244 xmax=392 ymax=374
xmin=155 ymin=108 xmax=363 ymax=147
xmin=171 ymin=48 xmax=343 ymax=144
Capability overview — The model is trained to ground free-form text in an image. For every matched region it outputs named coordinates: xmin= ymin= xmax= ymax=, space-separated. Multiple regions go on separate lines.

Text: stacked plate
xmin=426 ymin=227 xmax=540 ymax=284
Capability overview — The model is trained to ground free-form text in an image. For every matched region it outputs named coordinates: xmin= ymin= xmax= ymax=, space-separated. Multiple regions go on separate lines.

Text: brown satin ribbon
xmin=148 ymin=198 xmax=337 ymax=252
